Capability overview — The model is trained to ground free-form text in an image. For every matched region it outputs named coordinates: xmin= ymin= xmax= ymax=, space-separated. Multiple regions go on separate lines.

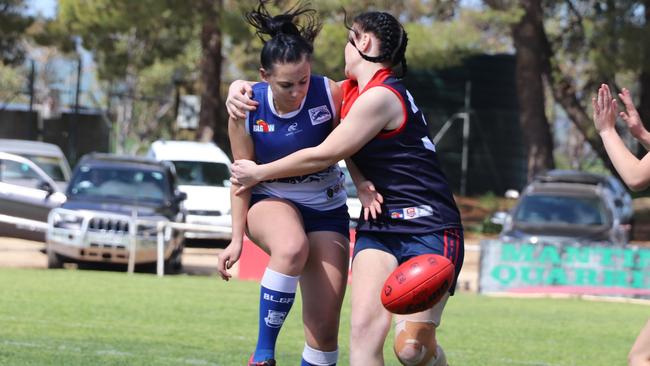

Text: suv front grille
xmin=88 ymin=217 xmax=130 ymax=233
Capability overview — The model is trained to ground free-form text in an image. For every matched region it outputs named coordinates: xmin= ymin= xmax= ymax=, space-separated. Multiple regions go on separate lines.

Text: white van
xmin=147 ymin=140 xmax=232 ymax=242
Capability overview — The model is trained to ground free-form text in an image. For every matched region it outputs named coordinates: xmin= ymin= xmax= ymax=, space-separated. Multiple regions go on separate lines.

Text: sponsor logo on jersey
xmin=285 ymin=122 xmax=302 ymax=136
xmin=308 ymin=105 xmax=331 ymax=125
xmin=264 ymin=310 xmax=287 ymax=328
xmin=390 ymin=210 xmax=404 ymax=219
xmin=253 ymin=119 xmax=275 ymax=133
xmin=389 ymin=205 xmax=434 ymax=220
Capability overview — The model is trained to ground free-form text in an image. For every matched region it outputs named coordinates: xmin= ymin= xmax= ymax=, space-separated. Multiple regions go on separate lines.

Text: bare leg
xmin=350 ymin=249 xmax=397 ymax=366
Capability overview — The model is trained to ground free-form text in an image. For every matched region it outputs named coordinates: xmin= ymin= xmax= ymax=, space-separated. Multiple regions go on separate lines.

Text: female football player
xmin=216 ymin=2 xmax=352 ymax=365
xmin=228 ymin=11 xmax=464 ymax=366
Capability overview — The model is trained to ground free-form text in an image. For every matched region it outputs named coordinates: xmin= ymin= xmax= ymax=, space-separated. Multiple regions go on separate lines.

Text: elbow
xmin=627 ymin=177 xmax=650 ymax=192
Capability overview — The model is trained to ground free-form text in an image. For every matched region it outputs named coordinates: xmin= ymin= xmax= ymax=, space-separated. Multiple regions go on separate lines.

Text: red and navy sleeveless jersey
xmin=246 ymin=75 xmax=346 ymax=211
xmin=341 ymin=68 xmax=462 ymax=234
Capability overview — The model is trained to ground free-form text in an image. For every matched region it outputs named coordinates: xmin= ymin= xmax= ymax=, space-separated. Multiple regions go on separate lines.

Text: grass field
xmin=0 ymin=268 xmax=647 ymax=366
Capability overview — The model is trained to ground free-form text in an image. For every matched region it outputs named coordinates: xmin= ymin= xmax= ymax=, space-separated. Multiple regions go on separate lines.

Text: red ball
xmin=381 ymin=254 xmax=455 ymax=315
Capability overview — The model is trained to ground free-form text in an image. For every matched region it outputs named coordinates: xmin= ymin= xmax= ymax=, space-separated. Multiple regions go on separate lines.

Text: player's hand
xmin=592 ymin=84 xmax=618 ymax=134
xmin=226 ymin=80 xmax=258 ymax=120
xmin=216 ymin=240 xmax=243 ymax=281
xmin=356 ymin=180 xmax=383 ymax=220
xmin=618 ymin=88 xmax=647 ymax=139
xmin=231 ymin=159 xmax=262 ymax=194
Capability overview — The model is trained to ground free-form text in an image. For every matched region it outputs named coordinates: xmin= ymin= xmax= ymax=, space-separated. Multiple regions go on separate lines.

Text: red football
xmin=381 ymin=254 xmax=455 ymax=315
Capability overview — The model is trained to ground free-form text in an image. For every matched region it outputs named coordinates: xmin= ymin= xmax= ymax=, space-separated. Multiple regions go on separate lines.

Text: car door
xmin=0 ymin=152 xmax=66 ymax=223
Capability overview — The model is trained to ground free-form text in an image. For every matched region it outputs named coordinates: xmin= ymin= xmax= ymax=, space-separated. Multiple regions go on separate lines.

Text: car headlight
xmin=52 ymin=212 xmax=84 ymax=229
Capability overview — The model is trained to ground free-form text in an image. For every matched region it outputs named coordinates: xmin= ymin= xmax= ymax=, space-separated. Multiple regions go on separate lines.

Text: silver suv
xmin=499 ymin=176 xmax=629 ymax=244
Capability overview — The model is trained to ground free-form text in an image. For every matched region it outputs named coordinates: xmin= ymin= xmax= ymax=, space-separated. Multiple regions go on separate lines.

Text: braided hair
xmin=348 ymin=11 xmax=408 ymax=77
xmin=245 ymin=1 xmax=322 ymax=72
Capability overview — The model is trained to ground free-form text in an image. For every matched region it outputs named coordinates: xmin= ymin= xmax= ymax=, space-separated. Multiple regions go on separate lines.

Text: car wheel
xmin=46 ymin=246 xmax=64 ymax=269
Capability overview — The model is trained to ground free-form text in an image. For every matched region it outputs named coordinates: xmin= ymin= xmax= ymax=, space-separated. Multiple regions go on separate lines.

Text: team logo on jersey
xmin=253 ymin=119 xmax=275 ymax=133
xmin=308 ymin=105 xmax=331 ymax=125
xmin=390 ymin=210 xmax=404 ymax=219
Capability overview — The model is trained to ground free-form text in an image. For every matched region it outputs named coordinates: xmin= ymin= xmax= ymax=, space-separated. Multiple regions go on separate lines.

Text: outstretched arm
xmin=231 ymin=87 xmax=403 ymax=188
xmin=593 ymin=84 xmax=650 ymax=191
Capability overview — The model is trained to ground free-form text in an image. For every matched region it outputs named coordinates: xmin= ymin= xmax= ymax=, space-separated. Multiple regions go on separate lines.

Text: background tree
xmin=0 ymin=0 xmax=33 ymax=66
xmin=55 ymin=0 xmax=196 ymax=153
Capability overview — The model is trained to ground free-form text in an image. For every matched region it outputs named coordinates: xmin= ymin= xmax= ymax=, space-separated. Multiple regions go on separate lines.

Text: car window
xmin=514 ymin=194 xmax=608 ymax=226
xmin=21 ymin=154 xmax=68 ymax=182
xmin=68 ymin=166 xmax=169 ymax=202
xmin=0 ymin=159 xmax=43 ymax=189
xmin=171 ymin=161 xmax=230 ymax=187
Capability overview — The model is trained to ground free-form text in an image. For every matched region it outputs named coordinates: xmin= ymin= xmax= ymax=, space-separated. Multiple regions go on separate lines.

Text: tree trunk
xmin=197 ymin=0 xmax=227 ymax=153
xmin=539 ymin=10 xmax=612 ymax=169
xmin=511 ymin=0 xmax=555 ymax=181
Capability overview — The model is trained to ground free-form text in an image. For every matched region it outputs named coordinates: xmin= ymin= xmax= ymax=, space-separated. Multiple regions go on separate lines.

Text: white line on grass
xmin=2 ymin=338 xmax=221 ymax=365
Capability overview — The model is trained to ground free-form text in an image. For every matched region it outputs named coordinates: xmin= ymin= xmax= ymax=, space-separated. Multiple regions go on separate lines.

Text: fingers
xmin=243 ymin=83 xmax=253 ymax=98
xmin=363 ymin=207 xmax=369 ymax=221
xmin=216 ymin=255 xmax=232 ymax=281
xmin=230 ymin=176 xmax=240 ymax=185
xmin=619 ymin=88 xmax=635 ymax=109
xmin=235 ymin=184 xmax=251 ymax=196
xmin=611 ymin=97 xmax=618 ymax=115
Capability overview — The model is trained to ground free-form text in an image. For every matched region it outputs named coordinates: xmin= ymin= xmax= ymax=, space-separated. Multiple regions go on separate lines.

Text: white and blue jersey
xmin=246 ymin=75 xmax=346 ymax=211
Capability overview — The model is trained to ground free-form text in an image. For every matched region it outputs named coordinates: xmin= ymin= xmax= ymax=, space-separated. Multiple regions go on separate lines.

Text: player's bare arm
xmin=593 ymin=84 xmax=650 ymax=191
xmin=231 ymin=87 xmax=403 ymax=189
xmin=216 ymin=116 xmax=254 ymax=280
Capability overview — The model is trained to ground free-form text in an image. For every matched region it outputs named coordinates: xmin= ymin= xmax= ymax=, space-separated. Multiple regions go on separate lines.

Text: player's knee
xmin=276 ymin=239 xmax=309 ymax=264
xmin=394 ymin=320 xmax=445 ymax=366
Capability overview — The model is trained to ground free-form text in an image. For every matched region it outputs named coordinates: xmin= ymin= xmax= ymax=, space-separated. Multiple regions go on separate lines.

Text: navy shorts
xmin=250 ymin=194 xmax=350 ymax=240
xmin=353 ymin=229 xmax=464 ymax=294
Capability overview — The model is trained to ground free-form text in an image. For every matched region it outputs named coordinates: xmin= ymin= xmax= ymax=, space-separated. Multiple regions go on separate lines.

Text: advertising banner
xmin=479 ymin=240 xmax=650 ymax=298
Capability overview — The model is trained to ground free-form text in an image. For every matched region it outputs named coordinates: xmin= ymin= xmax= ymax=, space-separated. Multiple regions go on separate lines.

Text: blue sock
xmin=252 ymin=268 xmax=299 ymax=362
xmin=301 ymin=343 xmax=338 ymax=366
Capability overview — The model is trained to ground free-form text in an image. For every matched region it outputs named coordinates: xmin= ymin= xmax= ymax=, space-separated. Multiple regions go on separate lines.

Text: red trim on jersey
xmin=340 ymin=68 xmax=408 ymax=139
xmin=375 ymin=83 xmax=408 ymax=139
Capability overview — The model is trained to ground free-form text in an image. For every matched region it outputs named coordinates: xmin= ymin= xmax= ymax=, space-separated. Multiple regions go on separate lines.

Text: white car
xmin=338 ymin=161 xmax=362 ymax=226
xmin=147 ymin=140 xmax=232 ymax=242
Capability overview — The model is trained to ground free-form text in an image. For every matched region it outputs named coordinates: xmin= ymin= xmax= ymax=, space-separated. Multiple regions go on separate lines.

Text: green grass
xmin=0 ymin=268 xmax=647 ymax=365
